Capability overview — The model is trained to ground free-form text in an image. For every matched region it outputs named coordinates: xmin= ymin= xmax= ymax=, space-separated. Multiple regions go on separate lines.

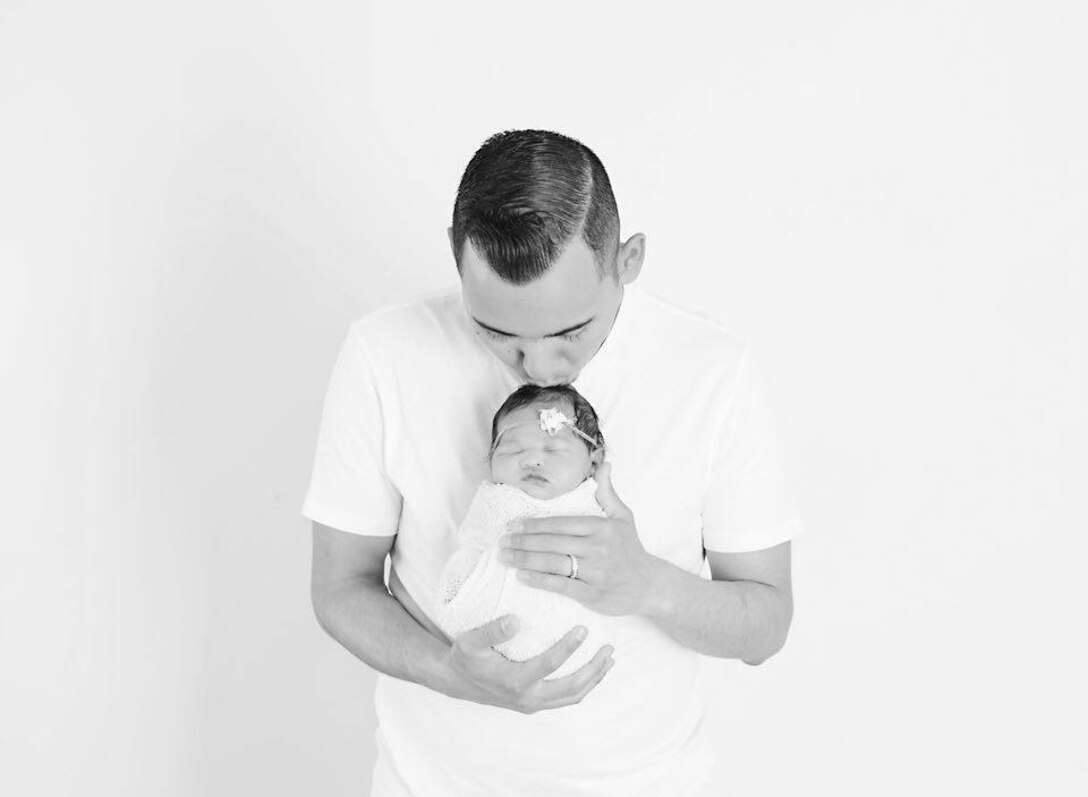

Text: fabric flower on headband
xmin=493 ymin=406 xmax=600 ymax=450
xmin=538 ymin=407 xmax=571 ymax=435
xmin=537 ymin=407 xmax=599 ymax=447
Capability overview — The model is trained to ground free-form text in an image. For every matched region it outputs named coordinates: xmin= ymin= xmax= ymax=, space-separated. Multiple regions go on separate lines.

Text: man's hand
xmin=441 ymin=615 xmax=615 ymax=714
xmin=497 ymin=462 xmax=664 ymax=617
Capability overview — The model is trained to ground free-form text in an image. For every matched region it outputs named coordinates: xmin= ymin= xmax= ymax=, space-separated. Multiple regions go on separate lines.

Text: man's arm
xmin=641 ymin=541 xmax=793 ymax=665
xmin=502 ymin=465 xmax=794 ymax=664
xmin=310 ymin=522 xmax=452 ymax=686
xmin=310 ymin=522 xmax=616 ymax=712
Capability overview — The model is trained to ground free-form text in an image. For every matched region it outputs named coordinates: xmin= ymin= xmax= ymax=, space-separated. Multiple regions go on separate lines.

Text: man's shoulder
xmin=631 ymin=284 xmax=741 ymax=336
xmin=628 ymin=285 xmax=750 ymax=369
xmin=347 ymin=286 xmax=464 ymax=344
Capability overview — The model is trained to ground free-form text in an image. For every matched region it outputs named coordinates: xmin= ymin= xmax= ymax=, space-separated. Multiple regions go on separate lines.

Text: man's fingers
xmin=537 ymin=644 xmax=615 ymax=709
xmin=460 ymin=614 xmax=519 ymax=649
xmin=569 ymin=651 xmax=615 ymax=704
xmin=503 ymin=533 xmax=591 ymax=556
xmin=518 ymin=625 xmax=591 ymax=680
xmin=594 ymin=461 xmax=633 ymax=519
xmin=504 ymin=549 xmax=578 ymax=577
xmin=517 ymin=516 xmax=598 ymax=536
xmin=453 ymin=620 xmax=615 ymax=714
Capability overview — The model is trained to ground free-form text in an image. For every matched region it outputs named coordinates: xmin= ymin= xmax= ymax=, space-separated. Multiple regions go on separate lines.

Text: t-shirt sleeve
xmin=301 ymin=325 xmax=402 ymax=536
xmin=701 ymin=349 xmax=802 ymax=553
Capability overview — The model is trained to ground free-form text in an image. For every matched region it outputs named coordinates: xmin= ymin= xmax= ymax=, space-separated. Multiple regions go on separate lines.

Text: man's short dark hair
xmin=452 ymin=129 xmax=620 ymax=285
xmin=490 ymin=384 xmax=605 ymax=456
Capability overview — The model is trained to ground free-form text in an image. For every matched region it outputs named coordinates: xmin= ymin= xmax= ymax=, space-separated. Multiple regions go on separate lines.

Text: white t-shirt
xmin=302 ymin=284 xmax=801 ymax=796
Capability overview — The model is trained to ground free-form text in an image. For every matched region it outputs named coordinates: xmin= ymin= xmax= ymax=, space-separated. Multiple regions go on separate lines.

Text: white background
xmin=2 ymin=1 xmax=1086 ymax=794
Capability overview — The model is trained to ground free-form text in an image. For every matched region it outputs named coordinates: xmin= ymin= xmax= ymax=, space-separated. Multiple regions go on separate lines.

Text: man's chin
xmin=501 ymin=359 xmax=582 ymax=386
xmin=526 ymin=373 xmax=580 ymax=387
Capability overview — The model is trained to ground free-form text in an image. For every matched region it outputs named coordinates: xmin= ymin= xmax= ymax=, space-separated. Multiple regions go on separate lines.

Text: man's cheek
xmin=484 ymin=342 xmax=514 ymax=363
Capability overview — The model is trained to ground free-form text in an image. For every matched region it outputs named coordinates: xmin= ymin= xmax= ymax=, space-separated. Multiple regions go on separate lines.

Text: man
xmin=304 ymin=129 xmax=800 ymax=795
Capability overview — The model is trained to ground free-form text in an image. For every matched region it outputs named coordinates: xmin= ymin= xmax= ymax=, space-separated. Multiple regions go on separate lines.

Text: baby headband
xmin=493 ymin=407 xmax=600 ymax=450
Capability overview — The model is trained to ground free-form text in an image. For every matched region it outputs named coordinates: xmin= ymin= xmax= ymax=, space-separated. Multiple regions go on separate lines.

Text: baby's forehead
xmin=496 ymin=423 xmax=577 ymax=447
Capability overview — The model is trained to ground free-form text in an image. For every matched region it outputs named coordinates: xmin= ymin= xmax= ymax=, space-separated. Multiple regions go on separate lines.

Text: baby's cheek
xmin=489 ymin=457 xmax=513 ymax=485
xmin=551 ymin=459 xmax=591 ymax=491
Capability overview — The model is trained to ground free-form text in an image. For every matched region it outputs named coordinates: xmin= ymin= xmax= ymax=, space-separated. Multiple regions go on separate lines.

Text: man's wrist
xmin=418 ymin=637 xmax=456 ymax=696
xmin=638 ymin=553 xmax=678 ymax=620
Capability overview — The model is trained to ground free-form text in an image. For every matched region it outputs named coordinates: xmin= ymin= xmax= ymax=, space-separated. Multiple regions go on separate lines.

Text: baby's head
xmin=489 ymin=384 xmax=605 ymax=500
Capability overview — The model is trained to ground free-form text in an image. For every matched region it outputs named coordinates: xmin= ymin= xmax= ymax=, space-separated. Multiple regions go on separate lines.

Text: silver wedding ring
xmin=567 ymin=553 xmax=579 ymax=580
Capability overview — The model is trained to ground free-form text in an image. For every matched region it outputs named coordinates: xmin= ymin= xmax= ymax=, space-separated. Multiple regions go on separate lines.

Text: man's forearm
xmin=312 ymin=575 xmax=453 ymax=693
xmin=641 ymin=557 xmax=792 ymax=664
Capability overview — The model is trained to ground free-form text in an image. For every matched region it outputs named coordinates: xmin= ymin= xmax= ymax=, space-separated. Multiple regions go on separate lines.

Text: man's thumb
xmin=595 ymin=461 xmax=632 ymax=519
xmin=465 ymin=614 xmax=519 ymax=648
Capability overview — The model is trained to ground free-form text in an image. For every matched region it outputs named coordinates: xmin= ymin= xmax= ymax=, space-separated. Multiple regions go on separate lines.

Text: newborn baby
xmin=434 ymin=384 xmax=614 ymax=679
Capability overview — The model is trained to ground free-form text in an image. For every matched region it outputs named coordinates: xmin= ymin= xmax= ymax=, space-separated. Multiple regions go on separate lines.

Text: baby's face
xmin=489 ymin=402 xmax=596 ymax=500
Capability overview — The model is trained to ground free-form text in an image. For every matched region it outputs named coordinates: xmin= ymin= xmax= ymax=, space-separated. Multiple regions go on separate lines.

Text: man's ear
xmin=614 ymin=233 xmax=646 ymax=285
xmin=447 ymin=226 xmax=458 ymax=260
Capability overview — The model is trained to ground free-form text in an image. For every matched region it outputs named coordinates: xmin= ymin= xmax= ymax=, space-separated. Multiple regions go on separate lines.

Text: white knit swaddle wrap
xmin=434 ymin=478 xmax=613 ymax=679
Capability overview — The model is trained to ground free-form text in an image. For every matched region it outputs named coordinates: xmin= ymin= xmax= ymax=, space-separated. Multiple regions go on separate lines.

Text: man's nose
xmin=520 ymin=344 xmax=568 ymax=385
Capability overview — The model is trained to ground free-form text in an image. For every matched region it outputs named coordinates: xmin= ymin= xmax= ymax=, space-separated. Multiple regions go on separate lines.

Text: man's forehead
xmin=460 ymin=238 xmax=605 ymax=337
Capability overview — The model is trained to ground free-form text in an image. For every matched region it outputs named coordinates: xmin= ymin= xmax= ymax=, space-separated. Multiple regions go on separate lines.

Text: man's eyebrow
xmin=472 ymin=317 xmax=594 ymax=338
